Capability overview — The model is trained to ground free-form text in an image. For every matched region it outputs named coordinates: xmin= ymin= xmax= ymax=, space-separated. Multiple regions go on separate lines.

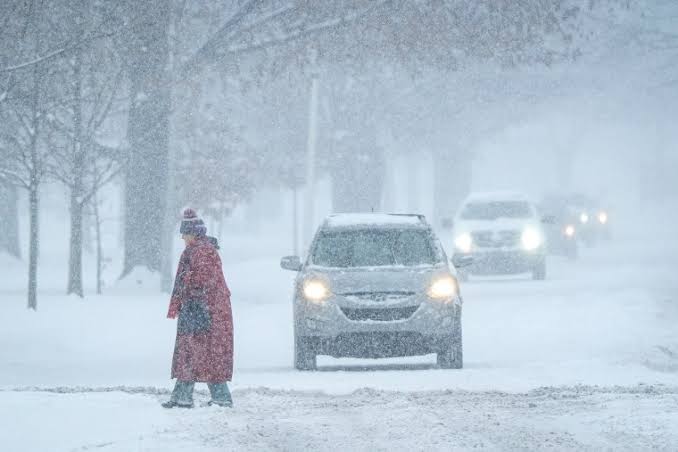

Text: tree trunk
xmin=67 ymin=198 xmax=84 ymax=297
xmin=122 ymin=2 xmax=170 ymax=277
xmin=27 ymin=183 xmax=38 ymax=310
xmin=0 ymin=182 xmax=21 ymax=258
xmin=67 ymin=17 xmax=85 ymax=297
xmin=432 ymin=148 xmax=472 ymax=225
xmin=27 ymin=63 xmax=42 ymax=311
xmin=93 ymin=194 xmax=103 ymax=295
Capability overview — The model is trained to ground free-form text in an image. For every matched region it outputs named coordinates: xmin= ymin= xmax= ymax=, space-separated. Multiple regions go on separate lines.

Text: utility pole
xmin=292 ymin=187 xmax=299 ymax=256
xmin=303 ymin=61 xmax=319 ymax=254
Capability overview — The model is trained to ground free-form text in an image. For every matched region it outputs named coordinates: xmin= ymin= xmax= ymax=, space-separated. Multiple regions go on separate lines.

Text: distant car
xmin=280 ymin=213 xmax=464 ymax=371
xmin=564 ymin=194 xmax=611 ymax=246
xmin=538 ymin=195 xmax=579 ymax=259
xmin=449 ymin=192 xmax=547 ymax=280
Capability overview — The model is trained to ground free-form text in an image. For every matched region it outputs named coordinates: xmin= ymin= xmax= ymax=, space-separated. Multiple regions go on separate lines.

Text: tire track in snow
xmin=3 ymin=383 xmax=678 ymax=397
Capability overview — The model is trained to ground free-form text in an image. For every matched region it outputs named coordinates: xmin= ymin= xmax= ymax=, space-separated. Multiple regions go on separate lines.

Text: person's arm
xmin=167 ymin=295 xmax=181 ymax=319
xmin=167 ymin=252 xmax=188 ymax=318
xmin=182 ymin=246 xmax=219 ymax=295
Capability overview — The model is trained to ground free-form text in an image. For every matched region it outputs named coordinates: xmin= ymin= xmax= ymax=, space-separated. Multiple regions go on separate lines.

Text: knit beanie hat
xmin=180 ymin=208 xmax=207 ymax=237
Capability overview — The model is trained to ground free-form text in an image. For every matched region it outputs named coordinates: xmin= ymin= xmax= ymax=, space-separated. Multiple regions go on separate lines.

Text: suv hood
xmin=454 ymin=218 xmax=539 ymax=233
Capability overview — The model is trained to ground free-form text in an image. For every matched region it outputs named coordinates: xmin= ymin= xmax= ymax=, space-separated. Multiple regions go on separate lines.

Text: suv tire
xmin=294 ymin=335 xmax=317 ymax=371
xmin=532 ymin=259 xmax=546 ymax=280
xmin=438 ymin=316 xmax=463 ymax=369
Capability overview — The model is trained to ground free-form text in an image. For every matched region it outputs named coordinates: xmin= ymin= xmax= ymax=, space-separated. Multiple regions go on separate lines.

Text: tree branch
xmin=222 ymin=0 xmax=390 ymax=57
xmin=181 ymin=0 xmax=270 ymax=72
xmin=0 ymin=28 xmax=116 ymax=74
xmin=0 ymin=46 xmax=68 ymax=73
xmin=81 ymin=160 xmax=122 ymax=206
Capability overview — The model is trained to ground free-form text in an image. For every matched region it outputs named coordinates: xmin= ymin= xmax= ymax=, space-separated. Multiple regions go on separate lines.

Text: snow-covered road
xmin=1 ymin=233 xmax=677 ymax=450
xmin=3 ymin=385 xmax=678 ymax=451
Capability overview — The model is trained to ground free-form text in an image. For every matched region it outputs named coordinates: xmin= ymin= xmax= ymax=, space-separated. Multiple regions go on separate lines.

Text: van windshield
xmin=461 ymin=201 xmax=532 ymax=220
xmin=312 ymin=229 xmax=437 ymax=268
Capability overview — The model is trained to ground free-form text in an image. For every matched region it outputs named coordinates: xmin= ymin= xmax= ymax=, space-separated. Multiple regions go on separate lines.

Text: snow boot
xmin=207 ymin=400 xmax=233 ymax=408
xmin=161 ymin=400 xmax=194 ymax=409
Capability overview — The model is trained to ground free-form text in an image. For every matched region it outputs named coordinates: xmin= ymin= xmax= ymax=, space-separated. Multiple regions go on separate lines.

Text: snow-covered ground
xmin=3 ymin=385 xmax=678 ymax=451
xmin=1 ymin=215 xmax=677 ymax=450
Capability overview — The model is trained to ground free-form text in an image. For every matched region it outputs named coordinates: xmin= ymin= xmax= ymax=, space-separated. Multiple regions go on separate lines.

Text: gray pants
xmin=171 ymin=380 xmax=232 ymax=406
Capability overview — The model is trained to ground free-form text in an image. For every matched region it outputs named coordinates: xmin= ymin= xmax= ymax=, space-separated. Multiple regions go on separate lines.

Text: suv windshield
xmin=312 ymin=229 xmax=437 ymax=268
xmin=461 ymin=201 xmax=532 ymax=220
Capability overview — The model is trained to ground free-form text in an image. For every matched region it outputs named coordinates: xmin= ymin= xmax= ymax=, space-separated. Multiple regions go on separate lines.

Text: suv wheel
xmin=294 ymin=335 xmax=317 ymax=371
xmin=532 ymin=259 xmax=546 ymax=280
xmin=438 ymin=317 xmax=463 ymax=369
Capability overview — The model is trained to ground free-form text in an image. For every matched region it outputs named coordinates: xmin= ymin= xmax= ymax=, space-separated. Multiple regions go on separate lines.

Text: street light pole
xmin=303 ymin=70 xmax=319 ymax=254
xmin=292 ymin=186 xmax=299 ymax=256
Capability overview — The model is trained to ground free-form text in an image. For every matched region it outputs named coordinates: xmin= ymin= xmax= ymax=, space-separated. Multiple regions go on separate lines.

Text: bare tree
xmin=0 ymin=0 xmax=55 ymax=309
xmin=0 ymin=0 xmax=126 ymax=306
xmin=233 ymin=0 xmax=582 ymax=214
xmin=119 ymin=0 xmax=392 ymax=282
xmin=0 ymin=61 xmax=51 ymax=310
xmin=46 ymin=0 xmax=126 ymax=297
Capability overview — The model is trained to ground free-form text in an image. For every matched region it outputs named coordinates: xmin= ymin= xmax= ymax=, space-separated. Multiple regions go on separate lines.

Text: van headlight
xmin=454 ymin=233 xmax=473 ymax=253
xmin=598 ymin=211 xmax=608 ymax=224
xmin=302 ymin=279 xmax=330 ymax=303
xmin=579 ymin=212 xmax=589 ymax=224
xmin=521 ymin=227 xmax=543 ymax=251
xmin=428 ymin=275 xmax=458 ymax=300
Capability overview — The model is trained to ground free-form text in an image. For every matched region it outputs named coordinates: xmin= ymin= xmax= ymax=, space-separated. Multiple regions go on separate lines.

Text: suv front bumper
xmin=294 ymin=295 xmax=461 ymax=358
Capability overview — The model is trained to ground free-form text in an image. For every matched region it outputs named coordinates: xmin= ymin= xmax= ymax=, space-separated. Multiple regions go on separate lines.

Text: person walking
xmin=162 ymin=208 xmax=234 ymax=408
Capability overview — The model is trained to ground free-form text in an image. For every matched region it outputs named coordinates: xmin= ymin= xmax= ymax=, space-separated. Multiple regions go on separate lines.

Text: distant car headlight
xmin=454 ymin=233 xmax=473 ymax=253
xmin=302 ymin=279 xmax=330 ymax=302
xmin=579 ymin=212 xmax=589 ymax=224
xmin=428 ymin=275 xmax=458 ymax=300
xmin=521 ymin=227 xmax=543 ymax=251
xmin=564 ymin=225 xmax=576 ymax=237
xmin=598 ymin=211 xmax=608 ymax=224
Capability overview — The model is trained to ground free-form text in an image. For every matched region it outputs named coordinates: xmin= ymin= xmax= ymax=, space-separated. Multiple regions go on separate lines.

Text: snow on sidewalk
xmin=1 ymin=385 xmax=677 ymax=452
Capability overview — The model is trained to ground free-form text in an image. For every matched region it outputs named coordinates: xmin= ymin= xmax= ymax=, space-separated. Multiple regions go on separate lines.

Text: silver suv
xmin=280 ymin=214 xmax=464 ymax=370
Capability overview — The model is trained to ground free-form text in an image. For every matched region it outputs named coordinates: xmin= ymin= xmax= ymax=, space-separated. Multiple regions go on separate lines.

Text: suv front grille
xmin=340 ymin=306 xmax=419 ymax=322
xmin=341 ymin=291 xmax=416 ymax=303
xmin=472 ymin=230 xmax=520 ymax=248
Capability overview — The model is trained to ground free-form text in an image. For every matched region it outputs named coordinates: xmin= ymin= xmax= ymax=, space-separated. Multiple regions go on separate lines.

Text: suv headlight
xmin=454 ymin=233 xmax=473 ymax=253
xmin=521 ymin=227 xmax=543 ymax=251
xmin=302 ymin=279 xmax=330 ymax=303
xmin=564 ymin=225 xmax=575 ymax=237
xmin=428 ymin=275 xmax=458 ymax=300
xmin=579 ymin=212 xmax=589 ymax=224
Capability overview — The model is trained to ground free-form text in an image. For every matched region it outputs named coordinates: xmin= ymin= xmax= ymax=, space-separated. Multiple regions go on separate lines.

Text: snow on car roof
xmin=324 ymin=213 xmax=426 ymax=228
xmin=463 ymin=191 xmax=531 ymax=203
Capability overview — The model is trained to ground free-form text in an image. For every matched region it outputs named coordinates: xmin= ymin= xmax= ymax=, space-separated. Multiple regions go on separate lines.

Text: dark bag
xmin=177 ymin=297 xmax=211 ymax=335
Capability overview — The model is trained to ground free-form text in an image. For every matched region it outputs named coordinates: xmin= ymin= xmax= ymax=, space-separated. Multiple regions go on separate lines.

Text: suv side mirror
xmin=280 ymin=255 xmax=302 ymax=271
xmin=441 ymin=218 xmax=454 ymax=229
xmin=452 ymin=255 xmax=473 ymax=268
